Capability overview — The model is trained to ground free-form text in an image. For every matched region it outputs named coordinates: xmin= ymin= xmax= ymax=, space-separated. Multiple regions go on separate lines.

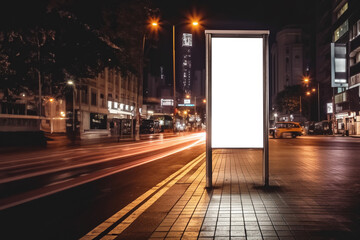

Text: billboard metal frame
xmin=205 ymin=30 xmax=270 ymax=188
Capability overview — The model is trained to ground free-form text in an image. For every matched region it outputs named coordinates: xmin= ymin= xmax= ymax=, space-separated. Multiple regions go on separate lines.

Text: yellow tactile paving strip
xmin=80 ymin=152 xmax=206 ymax=240
xmin=84 ymin=148 xmax=355 ymax=240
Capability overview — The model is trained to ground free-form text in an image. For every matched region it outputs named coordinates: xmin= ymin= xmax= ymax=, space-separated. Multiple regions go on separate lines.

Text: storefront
xmin=90 ymin=113 xmax=107 ymax=129
xmin=334 ymin=112 xmax=358 ymax=135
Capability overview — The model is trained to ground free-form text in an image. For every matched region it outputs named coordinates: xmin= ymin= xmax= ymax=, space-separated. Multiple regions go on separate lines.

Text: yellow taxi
xmin=273 ymin=122 xmax=302 ymax=138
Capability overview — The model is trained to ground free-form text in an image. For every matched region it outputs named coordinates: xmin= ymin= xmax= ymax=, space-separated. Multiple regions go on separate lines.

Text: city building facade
xmin=331 ymin=0 xmax=360 ymax=135
xmin=181 ymin=33 xmax=192 ymax=95
xmin=67 ymin=68 xmax=141 ymax=139
xmin=270 ymin=26 xmax=312 ymax=122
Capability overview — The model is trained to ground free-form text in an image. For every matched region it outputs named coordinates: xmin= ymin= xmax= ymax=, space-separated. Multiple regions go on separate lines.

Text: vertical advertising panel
xmin=331 ymin=43 xmax=348 ymax=87
xmin=211 ymin=37 xmax=264 ymax=148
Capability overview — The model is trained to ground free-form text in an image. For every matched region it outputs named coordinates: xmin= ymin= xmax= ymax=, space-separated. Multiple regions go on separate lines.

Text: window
xmin=336 ymin=2 xmax=348 ymax=19
xmin=90 ymin=113 xmax=107 ymax=129
xmin=100 ymin=93 xmax=105 ymax=108
xmin=91 ymin=89 xmax=97 ymax=106
xmin=81 ymin=87 xmax=88 ymax=104
xmin=334 ymin=20 xmax=348 ymax=42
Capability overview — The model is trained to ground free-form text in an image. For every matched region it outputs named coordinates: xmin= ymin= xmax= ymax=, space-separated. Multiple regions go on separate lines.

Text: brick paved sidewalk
xmin=87 ymin=148 xmax=358 ymax=240
xmin=144 ymin=149 xmax=356 ymax=240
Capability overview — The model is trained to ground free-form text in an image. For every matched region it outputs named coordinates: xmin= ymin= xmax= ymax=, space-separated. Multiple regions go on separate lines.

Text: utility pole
xmin=173 ymin=25 xmax=176 ymax=131
xmin=300 ymin=95 xmax=302 ymax=118
xmin=317 ymin=82 xmax=320 ymax=121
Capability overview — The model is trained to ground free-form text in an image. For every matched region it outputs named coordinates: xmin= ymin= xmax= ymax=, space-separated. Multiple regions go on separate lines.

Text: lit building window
xmin=337 ymin=2 xmax=348 ymax=19
xmin=334 ymin=20 xmax=348 ymax=42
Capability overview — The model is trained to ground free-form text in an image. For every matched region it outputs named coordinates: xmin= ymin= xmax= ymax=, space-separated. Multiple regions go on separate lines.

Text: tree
xmin=274 ymin=85 xmax=310 ymax=119
xmin=0 ymin=2 xmax=125 ymax=101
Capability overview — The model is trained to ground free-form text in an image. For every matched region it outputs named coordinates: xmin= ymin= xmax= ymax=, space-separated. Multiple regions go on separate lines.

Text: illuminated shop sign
xmin=178 ymin=103 xmax=195 ymax=107
xmin=327 ymin=103 xmax=333 ymax=114
xmin=161 ymin=99 xmax=174 ymax=106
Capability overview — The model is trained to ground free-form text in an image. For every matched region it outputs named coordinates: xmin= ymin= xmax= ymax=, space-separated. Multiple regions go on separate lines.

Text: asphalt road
xmin=0 ymin=135 xmax=359 ymax=239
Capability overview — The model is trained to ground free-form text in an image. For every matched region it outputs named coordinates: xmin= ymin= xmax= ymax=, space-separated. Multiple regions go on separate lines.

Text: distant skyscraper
xmin=182 ymin=33 xmax=192 ymax=95
xmin=270 ymin=27 xmax=311 ymax=101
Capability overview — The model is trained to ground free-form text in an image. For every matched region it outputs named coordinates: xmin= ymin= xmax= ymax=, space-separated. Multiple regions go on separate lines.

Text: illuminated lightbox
xmin=211 ymin=37 xmax=263 ymax=148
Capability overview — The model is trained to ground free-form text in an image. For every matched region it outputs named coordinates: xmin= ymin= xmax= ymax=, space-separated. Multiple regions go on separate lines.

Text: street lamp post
xmin=299 ymin=95 xmax=302 ymax=119
xmin=67 ymin=80 xmax=76 ymax=132
xmin=317 ymin=82 xmax=320 ymax=121
xmin=152 ymin=19 xmax=200 ymax=131
xmin=173 ymin=25 xmax=176 ymax=130
xmin=67 ymin=80 xmax=84 ymax=136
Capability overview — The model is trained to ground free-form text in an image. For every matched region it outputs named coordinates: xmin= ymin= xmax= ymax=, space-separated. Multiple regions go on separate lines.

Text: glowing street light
xmin=186 ymin=94 xmax=190 ymax=99
xmin=312 ymin=88 xmax=316 ymax=92
xmin=303 ymin=77 xmax=309 ymax=83
xmin=203 ymin=99 xmax=206 ymax=103
xmin=306 ymin=91 xmax=311 ymax=96
xmin=67 ymin=79 xmax=76 ymax=131
xmin=49 ymin=98 xmax=54 ymax=103
xmin=154 ymin=17 xmax=201 ymax=131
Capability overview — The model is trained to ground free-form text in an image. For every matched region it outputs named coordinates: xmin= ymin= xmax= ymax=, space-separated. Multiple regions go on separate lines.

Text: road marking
xmin=80 ymin=152 xmax=206 ymax=240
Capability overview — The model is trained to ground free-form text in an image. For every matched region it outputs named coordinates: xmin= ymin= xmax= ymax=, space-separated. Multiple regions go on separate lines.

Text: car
xmin=273 ymin=122 xmax=302 ymax=138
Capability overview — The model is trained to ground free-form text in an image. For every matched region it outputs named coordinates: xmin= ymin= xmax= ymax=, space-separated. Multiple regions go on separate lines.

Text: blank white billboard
xmin=211 ymin=37 xmax=263 ymax=148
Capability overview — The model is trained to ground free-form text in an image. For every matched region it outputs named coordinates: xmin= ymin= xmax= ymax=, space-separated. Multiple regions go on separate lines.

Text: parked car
xmin=273 ymin=122 xmax=302 ymax=138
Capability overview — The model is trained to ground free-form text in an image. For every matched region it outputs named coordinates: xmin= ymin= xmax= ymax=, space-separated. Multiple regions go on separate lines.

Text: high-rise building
xmin=271 ymin=27 xmax=311 ymax=102
xmin=330 ymin=0 xmax=360 ymax=135
xmin=315 ymin=0 xmax=333 ymax=121
xmin=181 ymin=33 xmax=192 ymax=95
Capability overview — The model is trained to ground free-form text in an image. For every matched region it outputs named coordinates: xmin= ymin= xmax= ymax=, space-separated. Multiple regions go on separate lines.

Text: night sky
xmin=1 ymin=0 xmax=318 ymax=88
xmin=148 ymin=0 xmax=317 ymax=85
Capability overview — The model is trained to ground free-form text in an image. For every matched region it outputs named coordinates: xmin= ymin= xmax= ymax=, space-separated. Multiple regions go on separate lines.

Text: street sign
xmin=178 ymin=104 xmax=194 ymax=107
xmin=327 ymin=103 xmax=333 ymax=114
xmin=205 ymin=30 xmax=269 ymax=188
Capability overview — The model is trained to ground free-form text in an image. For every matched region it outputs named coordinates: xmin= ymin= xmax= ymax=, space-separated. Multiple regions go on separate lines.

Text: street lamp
xmin=151 ymin=18 xmax=200 ymax=131
xmin=67 ymin=80 xmax=76 ymax=132
xmin=133 ymin=20 xmax=159 ymax=140
xmin=303 ymin=76 xmax=309 ymax=86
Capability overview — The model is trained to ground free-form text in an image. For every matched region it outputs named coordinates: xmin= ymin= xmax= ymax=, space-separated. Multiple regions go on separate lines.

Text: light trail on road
xmin=0 ymin=133 xmax=204 ymax=182
xmin=0 ymin=132 xmax=205 ymax=210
